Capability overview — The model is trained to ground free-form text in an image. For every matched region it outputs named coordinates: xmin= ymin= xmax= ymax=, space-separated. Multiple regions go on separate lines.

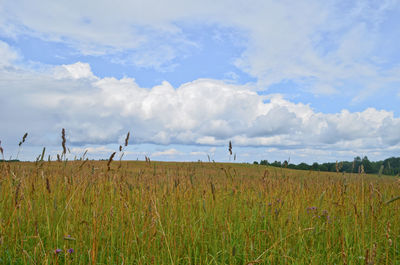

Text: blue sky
xmin=0 ymin=0 xmax=400 ymax=164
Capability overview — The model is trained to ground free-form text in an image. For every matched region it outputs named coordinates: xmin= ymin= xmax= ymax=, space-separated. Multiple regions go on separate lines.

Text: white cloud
xmin=70 ymin=146 xmax=114 ymax=154
xmin=1 ymin=0 xmax=399 ymax=99
xmin=152 ymin=148 xmax=181 ymax=157
xmin=1 ymin=61 xmax=400 ymax=159
xmin=53 ymin=62 xmax=96 ymax=80
xmin=190 ymin=151 xmax=206 ymax=156
xmin=0 ymin=40 xmax=18 ymax=67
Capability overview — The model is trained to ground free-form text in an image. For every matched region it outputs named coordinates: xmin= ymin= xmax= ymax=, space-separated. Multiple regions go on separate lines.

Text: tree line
xmin=254 ymin=156 xmax=400 ymax=176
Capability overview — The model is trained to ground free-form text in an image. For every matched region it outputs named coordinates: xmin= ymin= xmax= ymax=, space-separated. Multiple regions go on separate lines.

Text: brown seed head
xmin=124 ymin=132 xmax=130 ymax=147
xmin=107 ymin=152 xmax=116 ymax=171
xmin=61 ymin=128 xmax=66 ymax=154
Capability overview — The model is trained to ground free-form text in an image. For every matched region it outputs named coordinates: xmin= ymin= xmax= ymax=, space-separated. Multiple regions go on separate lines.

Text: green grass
xmin=0 ymin=160 xmax=399 ymax=264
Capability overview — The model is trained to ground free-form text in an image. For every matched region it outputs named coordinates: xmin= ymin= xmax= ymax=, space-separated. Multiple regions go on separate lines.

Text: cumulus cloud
xmin=247 ymin=106 xmax=301 ymax=137
xmin=53 ymin=62 xmax=96 ymax=80
xmin=1 ymin=61 xmax=400 ymax=159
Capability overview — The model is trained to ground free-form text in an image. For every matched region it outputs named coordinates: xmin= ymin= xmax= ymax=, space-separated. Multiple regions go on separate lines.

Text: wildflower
xmin=327 ymin=215 xmax=332 ymax=224
xmin=274 ymin=208 xmax=280 ymax=216
xmin=306 ymin=206 xmax=317 ymax=213
xmin=54 ymin=249 xmax=62 ymax=254
xmin=68 ymin=248 xmax=74 ymax=254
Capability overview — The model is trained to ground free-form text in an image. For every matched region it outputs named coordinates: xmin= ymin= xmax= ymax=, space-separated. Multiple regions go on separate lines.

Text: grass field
xmin=0 ymin=159 xmax=399 ymax=264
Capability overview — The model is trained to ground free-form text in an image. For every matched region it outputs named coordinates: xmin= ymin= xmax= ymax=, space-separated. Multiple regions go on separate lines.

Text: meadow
xmin=0 ymin=158 xmax=399 ymax=264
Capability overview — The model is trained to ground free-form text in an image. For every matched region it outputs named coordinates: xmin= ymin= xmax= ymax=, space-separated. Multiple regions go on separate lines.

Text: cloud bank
xmin=1 ymin=0 xmax=400 ymax=161
xmin=1 ymin=62 xmax=399 ymax=158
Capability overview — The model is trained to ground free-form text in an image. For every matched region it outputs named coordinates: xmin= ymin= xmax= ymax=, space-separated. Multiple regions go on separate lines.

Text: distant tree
xmin=0 ymin=159 xmax=20 ymax=162
xmin=353 ymin=156 xmax=362 ymax=173
xmin=258 ymin=156 xmax=400 ymax=176
xmin=319 ymin=164 xmax=328 ymax=171
xmin=297 ymin=163 xmax=310 ymax=170
xmin=270 ymin=161 xmax=282 ymax=167
xmin=362 ymin=156 xmax=373 ymax=173
xmin=383 ymin=157 xmax=400 ymax=175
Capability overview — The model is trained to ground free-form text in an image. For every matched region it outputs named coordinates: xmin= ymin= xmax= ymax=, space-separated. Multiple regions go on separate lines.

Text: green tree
xmin=362 ymin=156 xmax=373 ymax=173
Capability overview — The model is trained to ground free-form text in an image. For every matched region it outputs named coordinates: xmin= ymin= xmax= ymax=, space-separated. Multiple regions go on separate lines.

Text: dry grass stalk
xmin=82 ymin=149 xmax=88 ymax=159
xmin=40 ymin=147 xmax=46 ymax=161
xmin=0 ymin=140 xmax=3 ymax=157
xmin=18 ymin=133 xmax=28 ymax=146
xmin=371 ymin=243 xmax=377 ymax=264
xmin=15 ymin=181 xmax=21 ymax=207
xmin=340 ymin=235 xmax=348 ymax=265
xmin=107 ymin=152 xmax=116 ymax=171
xmin=31 ymin=181 xmax=35 ymax=195
xmin=124 ymin=132 xmax=130 ymax=147
xmin=46 ymin=178 xmax=51 ymax=193
xmin=61 ymin=128 xmax=66 ymax=155
xmin=79 ymin=158 xmax=89 ymax=170
xmin=385 ymin=196 xmax=400 ymax=205
xmin=210 ymin=182 xmax=216 ymax=201
xmin=364 ymin=249 xmax=369 ymax=265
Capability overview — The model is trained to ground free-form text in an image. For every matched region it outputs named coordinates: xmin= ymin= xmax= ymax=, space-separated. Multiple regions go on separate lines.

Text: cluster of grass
xmin=0 ymin=158 xmax=399 ymax=264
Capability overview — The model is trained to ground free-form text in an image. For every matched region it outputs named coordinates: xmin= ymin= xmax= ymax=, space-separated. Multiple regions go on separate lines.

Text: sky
xmin=1 ymin=0 xmax=400 ymax=164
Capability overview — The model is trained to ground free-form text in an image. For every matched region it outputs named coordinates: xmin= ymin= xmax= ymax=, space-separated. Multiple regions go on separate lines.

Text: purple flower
xmin=54 ymin=249 xmax=62 ymax=254
xmin=306 ymin=206 xmax=317 ymax=213
xmin=68 ymin=248 xmax=74 ymax=254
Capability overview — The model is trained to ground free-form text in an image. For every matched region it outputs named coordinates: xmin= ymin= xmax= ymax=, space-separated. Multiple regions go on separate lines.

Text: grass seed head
xmin=61 ymin=128 xmax=66 ymax=155
xmin=107 ymin=152 xmax=116 ymax=171
xmin=124 ymin=132 xmax=130 ymax=147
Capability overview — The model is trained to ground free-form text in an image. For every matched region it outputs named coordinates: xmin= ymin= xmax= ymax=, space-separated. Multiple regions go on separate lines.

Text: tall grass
xmin=0 ymin=159 xmax=399 ymax=264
